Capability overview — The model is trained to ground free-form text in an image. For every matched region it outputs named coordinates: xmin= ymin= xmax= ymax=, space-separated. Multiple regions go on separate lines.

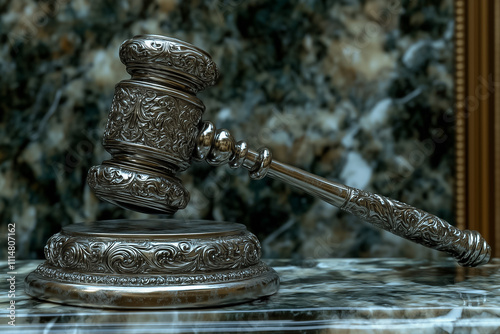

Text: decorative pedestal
xmin=24 ymin=220 xmax=279 ymax=309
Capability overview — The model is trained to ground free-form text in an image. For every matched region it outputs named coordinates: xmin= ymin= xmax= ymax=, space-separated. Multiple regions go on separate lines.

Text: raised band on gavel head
xmin=87 ymin=35 xmax=491 ymax=267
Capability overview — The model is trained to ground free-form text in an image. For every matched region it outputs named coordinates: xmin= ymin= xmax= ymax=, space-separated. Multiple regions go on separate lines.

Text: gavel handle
xmin=194 ymin=121 xmax=491 ymax=267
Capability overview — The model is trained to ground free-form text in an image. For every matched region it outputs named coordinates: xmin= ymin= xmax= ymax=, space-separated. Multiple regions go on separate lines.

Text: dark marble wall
xmin=1 ymin=0 xmax=455 ymax=260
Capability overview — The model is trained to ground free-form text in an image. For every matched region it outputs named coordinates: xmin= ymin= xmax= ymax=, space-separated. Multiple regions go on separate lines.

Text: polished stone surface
xmin=2 ymin=258 xmax=500 ymax=333
xmin=1 ymin=0 xmax=455 ymax=260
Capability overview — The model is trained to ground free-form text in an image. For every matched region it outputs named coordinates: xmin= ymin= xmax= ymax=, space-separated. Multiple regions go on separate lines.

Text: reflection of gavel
xmin=87 ymin=35 xmax=490 ymax=267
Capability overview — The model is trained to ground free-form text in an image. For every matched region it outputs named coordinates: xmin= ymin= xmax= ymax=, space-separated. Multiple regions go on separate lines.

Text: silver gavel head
xmin=87 ymin=35 xmax=219 ymax=214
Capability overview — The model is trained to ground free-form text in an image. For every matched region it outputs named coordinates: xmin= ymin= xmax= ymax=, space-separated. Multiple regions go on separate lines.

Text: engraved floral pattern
xmin=119 ymin=36 xmax=219 ymax=88
xmin=340 ymin=188 xmax=490 ymax=267
xmin=44 ymin=231 xmax=262 ymax=274
xmin=103 ymin=84 xmax=203 ymax=170
xmin=87 ymin=165 xmax=189 ymax=211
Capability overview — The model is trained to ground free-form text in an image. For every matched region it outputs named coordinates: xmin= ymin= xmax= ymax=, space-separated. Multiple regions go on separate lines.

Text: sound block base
xmin=24 ymin=219 xmax=280 ymax=309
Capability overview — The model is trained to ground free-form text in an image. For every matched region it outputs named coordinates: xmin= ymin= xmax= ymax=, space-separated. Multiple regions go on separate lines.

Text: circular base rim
xmin=25 ymin=262 xmax=280 ymax=309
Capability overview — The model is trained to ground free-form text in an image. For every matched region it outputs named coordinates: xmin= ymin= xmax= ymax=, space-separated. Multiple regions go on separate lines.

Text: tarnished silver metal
xmin=27 ymin=35 xmax=282 ymax=310
xmin=25 ymin=220 xmax=280 ymax=309
xmin=85 ymin=34 xmax=490 ymax=267
xmin=194 ymin=121 xmax=491 ymax=267
xmin=87 ymin=35 xmax=220 ymax=214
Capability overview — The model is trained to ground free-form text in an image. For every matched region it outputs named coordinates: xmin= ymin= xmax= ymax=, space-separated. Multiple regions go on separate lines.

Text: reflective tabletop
xmin=2 ymin=258 xmax=500 ymax=333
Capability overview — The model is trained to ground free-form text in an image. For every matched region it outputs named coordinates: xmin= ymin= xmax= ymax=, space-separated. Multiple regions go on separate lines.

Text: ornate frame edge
xmin=455 ymin=0 xmax=500 ymax=256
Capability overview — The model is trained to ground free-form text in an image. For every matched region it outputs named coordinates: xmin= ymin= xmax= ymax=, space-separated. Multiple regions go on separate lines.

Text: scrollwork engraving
xmin=43 ymin=231 xmax=262 ymax=274
xmin=340 ymin=187 xmax=490 ymax=266
xmin=87 ymin=165 xmax=189 ymax=210
xmin=103 ymin=84 xmax=203 ymax=169
xmin=119 ymin=36 xmax=219 ymax=88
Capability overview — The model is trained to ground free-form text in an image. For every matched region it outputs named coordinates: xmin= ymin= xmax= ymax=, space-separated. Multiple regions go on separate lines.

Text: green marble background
xmin=1 ymin=0 xmax=455 ymax=260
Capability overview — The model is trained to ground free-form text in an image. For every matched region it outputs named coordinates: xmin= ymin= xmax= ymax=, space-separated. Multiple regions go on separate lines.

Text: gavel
xmin=87 ymin=34 xmax=490 ymax=267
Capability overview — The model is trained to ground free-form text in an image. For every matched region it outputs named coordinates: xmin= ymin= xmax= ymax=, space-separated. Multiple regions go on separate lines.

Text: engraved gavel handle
xmin=194 ymin=121 xmax=491 ymax=267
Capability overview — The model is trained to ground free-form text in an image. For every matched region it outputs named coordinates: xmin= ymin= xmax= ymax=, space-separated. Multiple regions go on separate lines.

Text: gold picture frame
xmin=455 ymin=0 xmax=500 ymax=256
